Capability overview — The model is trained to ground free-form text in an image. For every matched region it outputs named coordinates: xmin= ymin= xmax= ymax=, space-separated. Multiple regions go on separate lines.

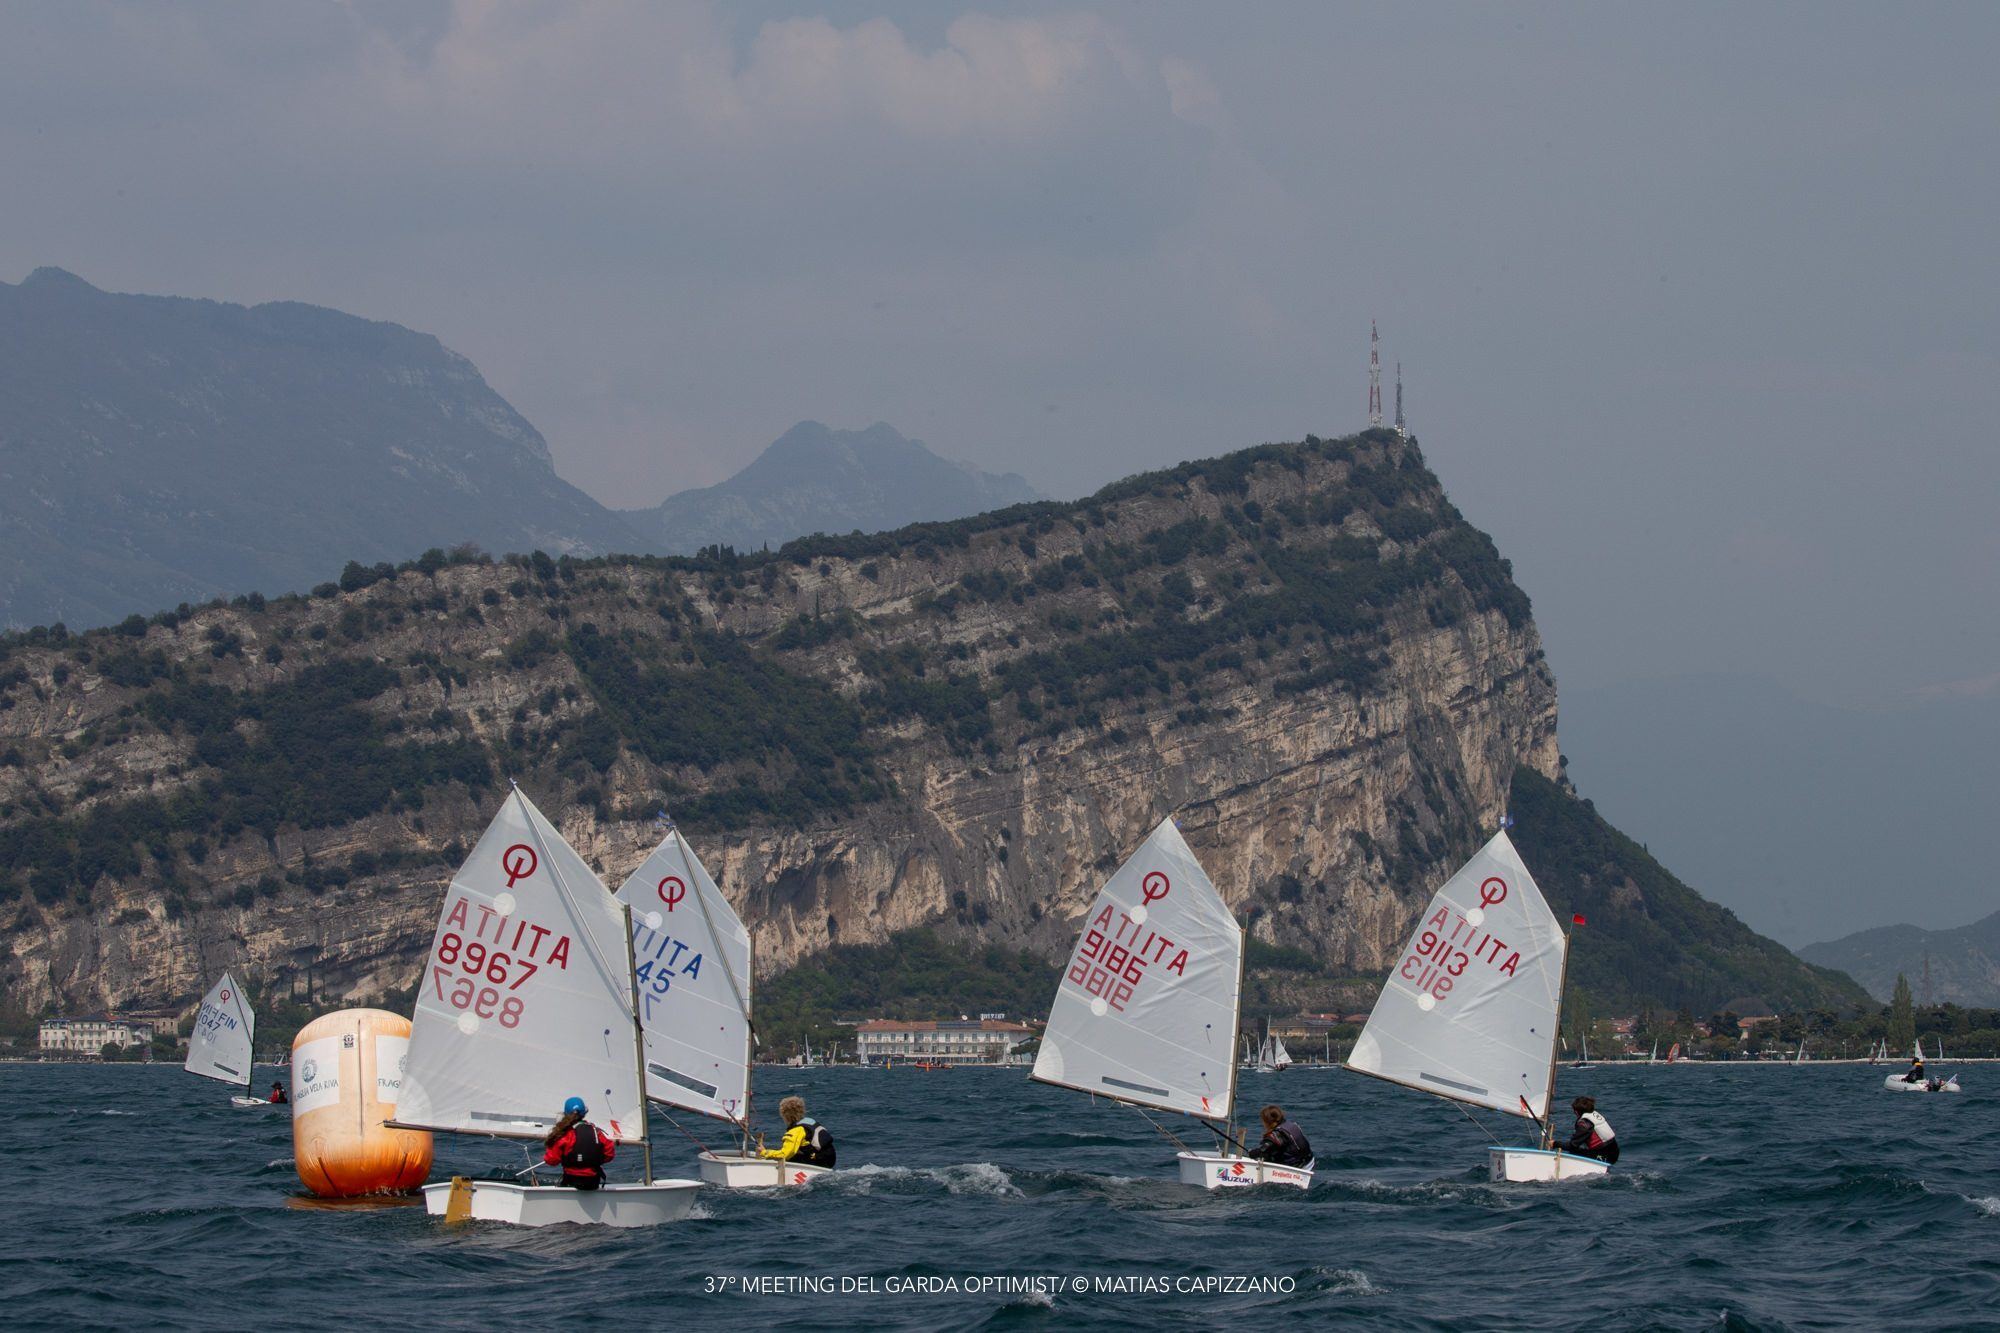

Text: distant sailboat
xmin=1793 ymin=1038 xmax=1806 ymax=1065
xmin=186 ymin=972 xmax=262 ymax=1107
xmin=1347 ymin=829 xmax=1608 ymax=1182
xmin=1571 ymin=1033 xmax=1595 ymax=1070
xmin=1032 ymin=817 xmax=1311 ymax=1189
xmin=1665 ymin=1041 xmax=1683 ymax=1064
xmin=1252 ymin=1023 xmax=1292 ymax=1074
xmin=1647 ymin=1040 xmax=1659 ymax=1065
xmin=396 ymin=788 xmax=703 ymax=1227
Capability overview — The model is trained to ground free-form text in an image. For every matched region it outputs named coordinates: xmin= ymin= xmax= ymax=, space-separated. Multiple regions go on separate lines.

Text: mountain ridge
xmin=0 ymin=428 xmax=1856 ymax=1023
xmin=1799 ymin=911 xmax=2000 ymax=1007
xmin=0 ymin=267 xmax=642 ymax=630
xmin=0 ymin=270 xmax=1042 ymax=632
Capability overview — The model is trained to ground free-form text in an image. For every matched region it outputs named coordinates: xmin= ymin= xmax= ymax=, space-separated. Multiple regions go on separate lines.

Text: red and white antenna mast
xmin=1367 ymin=319 xmax=1383 ymax=426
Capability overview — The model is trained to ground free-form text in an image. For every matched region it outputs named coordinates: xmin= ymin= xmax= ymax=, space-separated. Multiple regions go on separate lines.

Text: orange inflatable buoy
xmin=291 ymin=1008 xmax=433 ymax=1198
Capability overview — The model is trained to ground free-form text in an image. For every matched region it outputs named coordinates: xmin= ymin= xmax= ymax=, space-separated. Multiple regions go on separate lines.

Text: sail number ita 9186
xmin=1065 ymin=902 xmax=1193 ymax=1014
xmin=426 ymin=892 xmax=576 ymax=1030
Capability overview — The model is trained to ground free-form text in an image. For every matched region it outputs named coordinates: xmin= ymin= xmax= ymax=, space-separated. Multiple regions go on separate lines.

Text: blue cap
xmin=563 ymin=1096 xmax=587 ymax=1116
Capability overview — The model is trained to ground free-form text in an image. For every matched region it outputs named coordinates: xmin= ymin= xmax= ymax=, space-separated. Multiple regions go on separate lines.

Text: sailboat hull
xmin=697 ymin=1151 xmax=833 ymax=1188
xmin=230 ymin=1096 xmax=273 ymax=1108
xmin=420 ymin=1178 xmax=702 ymax=1227
xmin=1176 ymin=1152 xmax=1313 ymax=1190
xmin=1487 ymin=1147 xmax=1610 ymax=1182
xmin=1882 ymin=1074 xmax=1961 ymax=1093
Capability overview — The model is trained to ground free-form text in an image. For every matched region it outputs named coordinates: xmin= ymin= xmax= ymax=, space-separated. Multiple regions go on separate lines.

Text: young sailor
xmin=1247 ymin=1104 xmax=1312 ymax=1167
xmin=1562 ymin=1096 xmax=1618 ymax=1163
xmin=757 ymin=1096 xmax=835 ymax=1168
xmin=1902 ymin=1055 xmax=1927 ymax=1084
xmin=269 ymin=1082 xmax=288 ymax=1105
xmin=543 ymin=1096 xmax=616 ymax=1189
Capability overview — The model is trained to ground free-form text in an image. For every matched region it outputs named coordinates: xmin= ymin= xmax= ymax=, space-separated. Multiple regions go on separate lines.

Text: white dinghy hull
xmin=421 ymin=1178 xmax=702 ymax=1227
xmin=229 ymin=1096 xmax=271 ymax=1108
xmin=1176 ymin=1152 xmax=1313 ymax=1190
xmin=1882 ymin=1074 xmax=1961 ymax=1093
xmin=697 ymin=1151 xmax=833 ymax=1188
xmin=1487 ymin=1146 xmax=1610 ymax=1182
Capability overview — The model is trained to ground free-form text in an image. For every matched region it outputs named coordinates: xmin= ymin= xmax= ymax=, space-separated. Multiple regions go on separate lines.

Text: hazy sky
xmin=5 ymin=3 xmax=1997 ymax=933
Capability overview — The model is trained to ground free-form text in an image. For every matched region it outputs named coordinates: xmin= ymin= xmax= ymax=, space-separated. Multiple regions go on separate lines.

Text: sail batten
xmin=613 ymin=829 xmax=753 ymax=1124
xmin=1346 ymin=830 xmax=1566 ymax=1122
xmin=398 ymin=790 xmax=647 ymax=1143
xmin=185 ymin=972 xmax=254 ymax=1088
xmin=1032 ymin=817 xmax=1241 ymax=1122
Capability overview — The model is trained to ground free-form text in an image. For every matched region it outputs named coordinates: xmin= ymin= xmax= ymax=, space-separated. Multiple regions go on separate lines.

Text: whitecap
xmin=933 ymin=1162 xmax=1022 ymax=1197
xmin=1971 ymin=1196 xmax=2000 ymax=1216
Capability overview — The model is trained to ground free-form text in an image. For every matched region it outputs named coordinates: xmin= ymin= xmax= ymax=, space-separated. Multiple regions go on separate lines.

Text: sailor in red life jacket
xmin=1562 ymin=1095 xmax=1618 ymax=1163
xmin=543 ymin=1096 xmax=615 ymax=1189
xmin=268 ymin=1082 xmax=288 ymax=1105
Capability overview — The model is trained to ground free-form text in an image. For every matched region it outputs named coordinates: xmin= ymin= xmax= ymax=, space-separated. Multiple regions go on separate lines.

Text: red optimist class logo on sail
xmin=1065 ymin=882 xmax=1193 ymax=1014
xmin=1398 ymin=877 xmax=1524 ymax=1008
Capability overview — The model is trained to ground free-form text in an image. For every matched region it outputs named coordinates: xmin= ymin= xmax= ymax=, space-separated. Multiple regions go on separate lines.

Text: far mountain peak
xmin=635 ymin=421 xmax=1041 ymax=554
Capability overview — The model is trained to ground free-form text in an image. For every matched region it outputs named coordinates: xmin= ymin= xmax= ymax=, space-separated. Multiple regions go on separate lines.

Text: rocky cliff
xmin=1 ymin=430 xmax=1562 ymax=1019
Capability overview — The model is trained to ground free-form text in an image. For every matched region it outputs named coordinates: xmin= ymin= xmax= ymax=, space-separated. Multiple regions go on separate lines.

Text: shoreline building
xmin=39 ymin=1015 xmax=157 ymax=1056
xmin=854 ymin=1018 xmax=1035 ymax=1066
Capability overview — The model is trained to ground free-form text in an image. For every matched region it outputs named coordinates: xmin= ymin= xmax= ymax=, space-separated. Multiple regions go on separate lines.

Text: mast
xmin=1541 ymin=917 xmax=1576 ymax=1150
xmin=621 ymin=901 xmax=654 ymax=1185
xmin=1223 ymin=914 xmax=1246 ymax=1150
xmin=742 ymin=932 xmax=756 ymax=1152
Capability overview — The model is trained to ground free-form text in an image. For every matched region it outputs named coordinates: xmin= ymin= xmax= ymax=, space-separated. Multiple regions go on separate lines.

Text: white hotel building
xmin=39 ymin=1016 xmax=157 ymax=1055
xmin=854 ymin=1018 xmax=1035 ymax=1066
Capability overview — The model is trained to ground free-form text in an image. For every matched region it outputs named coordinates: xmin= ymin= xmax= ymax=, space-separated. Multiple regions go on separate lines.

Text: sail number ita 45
xmin=427 ymin=889 xmax=575 ymax=1030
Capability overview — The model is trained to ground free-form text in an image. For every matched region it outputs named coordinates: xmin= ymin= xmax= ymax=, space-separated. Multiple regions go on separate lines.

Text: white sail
xmin=1347 ymin=830 xmax=1566 ymax=1121
xmin=1271 ymin=1035 xmax=1292 ymax=1069
xmin=614 ymin=828 xmax=753 ymax=1124
xmin=185 ymin=972 xmax=254 ymax=1087
xmin=399 ymin=789 xmax=646 ymax=1143
xmin=1032 ymin=817 xmax=1241 ymax=1121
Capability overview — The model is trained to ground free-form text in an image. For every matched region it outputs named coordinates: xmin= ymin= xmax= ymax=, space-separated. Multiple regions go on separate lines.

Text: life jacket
xmin=562 ymin=1122 xmax=608 ymax=1175
xmin=792 ymin=1117 xmax=835 ymax=1168
xmin=1266 ymin=1120 xmax=1312 ymax=1166
xmin=1579 ymin=1110 xmax=1615 ymax=1147
xmin=270 ymin=1087 xmax=288 ymax=1104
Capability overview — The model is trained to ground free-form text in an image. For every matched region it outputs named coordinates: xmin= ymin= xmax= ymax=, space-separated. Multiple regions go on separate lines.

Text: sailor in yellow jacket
xmin=757 ymin=1095 xmax=836 ymax=1168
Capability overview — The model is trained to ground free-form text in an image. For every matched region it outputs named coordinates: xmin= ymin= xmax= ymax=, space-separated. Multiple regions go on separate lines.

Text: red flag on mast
xmin=1571 ymin=913 xmax=1587 ymax=926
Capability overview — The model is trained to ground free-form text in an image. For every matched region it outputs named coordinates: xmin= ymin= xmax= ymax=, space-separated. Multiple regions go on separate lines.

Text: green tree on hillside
xmin=1889 ymin=973 xmax=1915 ymax=1051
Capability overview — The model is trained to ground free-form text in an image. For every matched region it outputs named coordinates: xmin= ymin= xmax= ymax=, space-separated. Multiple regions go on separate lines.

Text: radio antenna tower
xmin=1394 ymin=361 xmax=1406 ymax=436
xmin=1367 ymin=320 xmax=1383 ymax=426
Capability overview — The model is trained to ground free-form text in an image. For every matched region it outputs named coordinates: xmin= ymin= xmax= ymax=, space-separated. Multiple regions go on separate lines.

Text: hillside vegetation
xmin=0 ymin=427 xmax=1849 ymax=1024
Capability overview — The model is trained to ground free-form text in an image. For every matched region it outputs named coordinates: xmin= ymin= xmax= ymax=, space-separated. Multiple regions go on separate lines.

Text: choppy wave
xmin=5 ymin=1062 xmax=1999 ymax=1329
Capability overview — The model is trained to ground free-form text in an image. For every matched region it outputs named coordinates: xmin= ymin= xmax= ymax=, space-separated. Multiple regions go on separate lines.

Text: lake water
xmin=2 ymin=1061 xmax=1993 ymax=1329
